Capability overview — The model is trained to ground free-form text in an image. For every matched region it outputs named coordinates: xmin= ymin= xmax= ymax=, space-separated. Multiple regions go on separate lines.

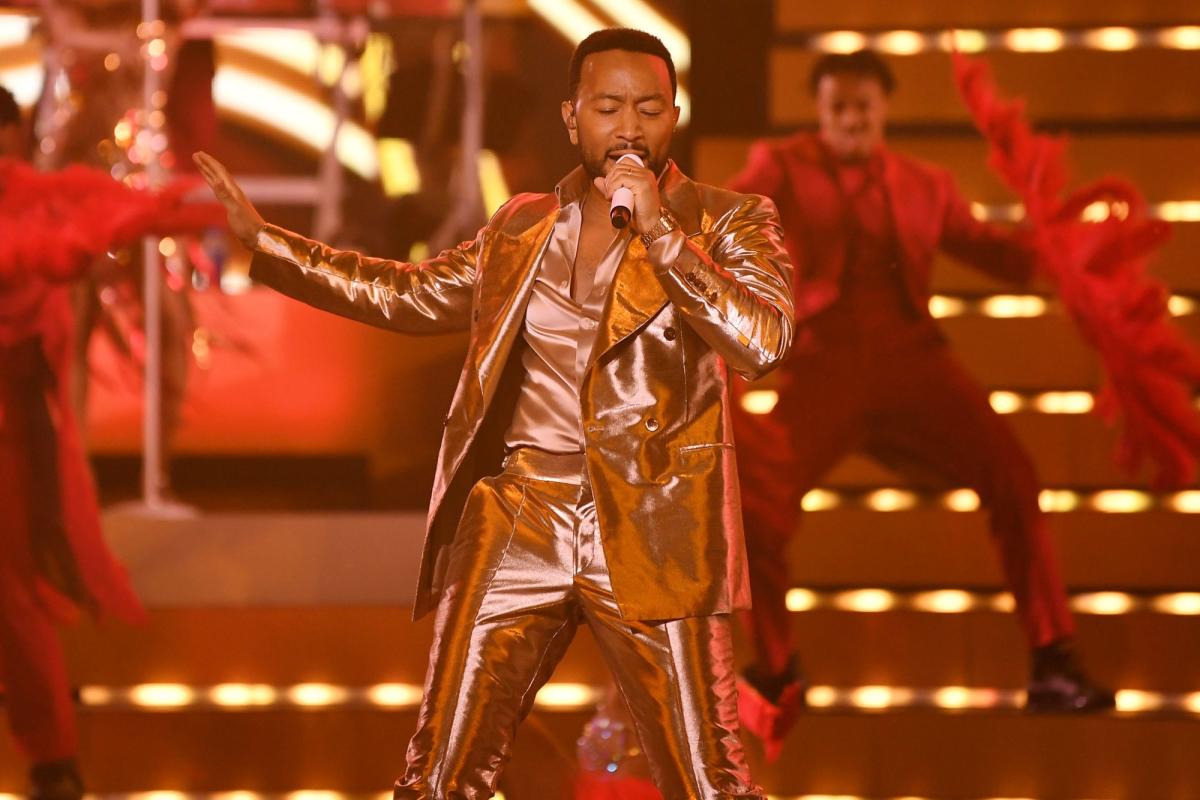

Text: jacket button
xmin=644 ymin=417 xmax=660 ymax=432
xmin=472 ymin=308 xmax=479 ymax=321
xmin=707 ymin=290 xmax=718 ymax=302
xmin=663 ymin=327 xmax=677 ymax=341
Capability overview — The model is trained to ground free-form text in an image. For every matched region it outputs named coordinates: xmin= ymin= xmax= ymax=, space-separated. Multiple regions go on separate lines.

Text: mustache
xmin=606 ymin=146 xmax=649 ymax=159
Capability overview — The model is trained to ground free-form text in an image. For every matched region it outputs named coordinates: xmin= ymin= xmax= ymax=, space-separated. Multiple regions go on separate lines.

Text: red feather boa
xmin=0 ymin=158 xmax=225 ymax=284
xmin=953 ymin=53 xmax=1200 ymax=488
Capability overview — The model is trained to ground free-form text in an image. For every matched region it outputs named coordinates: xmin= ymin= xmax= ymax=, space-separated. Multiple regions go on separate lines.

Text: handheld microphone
xmin=609 ymin=153 xmax=644 ymax=229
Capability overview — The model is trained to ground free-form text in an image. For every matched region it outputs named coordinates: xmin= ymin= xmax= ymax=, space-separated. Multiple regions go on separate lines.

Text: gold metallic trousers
xmin=394 ymin=448 xmax=764 ymax=800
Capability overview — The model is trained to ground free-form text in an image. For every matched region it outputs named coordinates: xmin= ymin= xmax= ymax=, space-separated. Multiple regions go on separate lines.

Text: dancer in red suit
xmin=0 ymin=86 xmax=144 ymax=800
xmin=727 ymin=51 xmax=1115 ymax=756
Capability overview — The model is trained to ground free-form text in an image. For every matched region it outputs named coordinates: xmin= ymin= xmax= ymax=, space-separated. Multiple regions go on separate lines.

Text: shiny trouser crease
xmin=393 ymin=448 xmax=763 ymax=800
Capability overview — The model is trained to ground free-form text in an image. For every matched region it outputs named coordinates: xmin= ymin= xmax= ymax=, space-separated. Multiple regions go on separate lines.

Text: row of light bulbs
xmin=70 ymin=681 xmax=1200 ymax=717
xmin=0 ymin=794 xmax=1088 ymax=800
xmin=784 ymin=588 xmax=1200 ymax=616
xmin=808 ymin=26 xmax=1200 ymax=55
xmin=788 ymin=487 xmax=1200 ymax=514
xmin=742 ymin=389 xmax=1141 ymax=416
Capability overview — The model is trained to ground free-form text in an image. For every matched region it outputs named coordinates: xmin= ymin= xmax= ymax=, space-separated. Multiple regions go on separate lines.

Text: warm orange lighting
xmin=850 ymin=685 xmax=898 ymax=709
xmin=287 ymin=683 xmax=347 ymax=707
xmin=942 ymin=489 xmax=981 ymax=512
xmin=1168 ymin=295 xmax=1198 ymax=316
xmin=1091 ymin=490 xmax=1152 ymax=513
xmin=785 ymin=588 xmax=819 ymax=612
xmin=366 ymin=683 xmax=423 ymax=707
xmin=1038 ymin=489 xmax=1080 ymax=513
xmin=989 ymin=391 xmax=1025 ymax=415
xmin=1072 ymin=591 xmax=1135 ymax=615
xmin=814 ymin=31 xmax=869 ymax=53
xmin=933 ymin=686 xmax=972 ymax=709
xmin=740 ymin=389 xmax=779 ymax=415
xmin=1115 ymin=689 xmax=1163 ymax=713
xmin=1034 ymin=391 xmax=1094 ymax=414
xmin=1086 ymin=27 xmax=1139 ymax=51
xmin=927 ymin=295 xmax=966 ymax=319
xmin=835 ymin=589 xmax=896 ymax=613
xmin=981 ymin=295 xmax=1047 ymax=318
xmin=800 ymin=488 xmax=840 ymax=512
xmin=1006 ymin=28 xmax=1065 ymax=52
xmin=865 ymin=488 xmax=917 ymax=512
xmin=534 ymin=682 xmax=599 ymax=709
xmin=877 ymin=30 xmax=926 ymax=55
xmin=209 ymin=683 xmax=277 ymax=707
xmin=805 ymin=686 xmax=838 ymax=708
xmin=1159 ymin=26 xmax=1200 ymax=50
xmin=913 ymin=590 xmax=975 ymax=614
xmin=1152 ymin=593 xmax=1200 ymax=616
xmin=130 ymin=684 xmax=194 ymax=708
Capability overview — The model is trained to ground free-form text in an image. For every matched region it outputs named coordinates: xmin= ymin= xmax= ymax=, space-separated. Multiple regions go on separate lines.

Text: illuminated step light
xmin=865 ymin=488 xmax=917 ymax=512
xmin=1159 ymin=25 xmax=1200 ymax=50
xmin=1153 ymin=200 xmax=1200 ymax=222
xmin=130 ymin=683 xmax=195 ymax=708
xmin=1090 ymin=489 xmax=1153 ymax=513
xmin=801 ymin=488 xmax=841 ymax=512
xmin=876 ymin=30 xmax=927 ymax=55
xmin=927 ymin=295 xmax=968 ymax=319
xmin=980 ymin=294 xmax=1047 ymax=318
xmin=783 ymin=486 xmax=1174 ymax=513
xmin=786 ymin=588 xmax=1199 ymax=617
xmin=912 ymin=589 xmax=975 ymax=613
xmin=1004 ymin=28 xmax=1064 ymax=52
xmin=988 ymin=391 xmax=1026 ymax=415
xmin=1033 ymin=392 xmax=1094 ymax=414
xmin=1115 ymin=689 xmax=1165 ymax=713
xmin=534 ymin=682 xmax=601 ymax=709
xmin=1084 ymin=27 xmax=1142 ymax=51
xmin=1038 ymin=489 xmax=1081 ymax=513
xmin=365 ymin=682 xmax=423 ymax=708
xmin=942 ymin=488 xmax=981 ymax=512
xmin=1152 ymin=592 xmax=1200 ymax=615
xmin=833 ymin=588 xmax=897 ymax=612
xmin=209 ymin=683 xmax=277 ymax=707
xmin=812 ymin=30 xmax=869 ymax=53
xmin=1072 ymin=591 xmax=1137 ymax=615
xmin=786 ymin=587 xmax=820 ymax=612
xmin=741 ymin=388 xmax=780 ymax=415
xmin=288 ymin=682 xmax=349 ymax=707
xmin=806 ymin=25 xmax=1200 ymax=54
xmin=802 ymin=686 xmax=1200 ymax=715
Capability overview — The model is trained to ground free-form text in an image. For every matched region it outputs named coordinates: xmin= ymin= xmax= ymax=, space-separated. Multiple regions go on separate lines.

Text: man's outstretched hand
xmin=193 ymin=151 xmax=265 ymax=248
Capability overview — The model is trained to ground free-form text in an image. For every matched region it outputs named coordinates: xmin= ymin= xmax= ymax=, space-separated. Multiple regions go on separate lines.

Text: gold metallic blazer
xmin=250 ymin=162 xmax=794 ymax=621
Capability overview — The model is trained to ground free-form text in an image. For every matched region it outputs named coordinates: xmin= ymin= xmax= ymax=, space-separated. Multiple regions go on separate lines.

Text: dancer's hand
xmin=193 ymin=151 xmax=265 ymax=248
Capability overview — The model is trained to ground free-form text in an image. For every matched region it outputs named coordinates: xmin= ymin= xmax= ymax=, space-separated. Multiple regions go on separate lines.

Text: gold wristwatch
xmin=640 ymin=208 xmax=680 ymax=248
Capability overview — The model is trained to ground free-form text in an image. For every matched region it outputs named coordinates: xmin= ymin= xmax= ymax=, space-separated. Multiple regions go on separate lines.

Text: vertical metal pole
xmin=313 ymin=2 xmax=346 ymax=241
xmin=141 ymin=0 xmax=165 ymax=508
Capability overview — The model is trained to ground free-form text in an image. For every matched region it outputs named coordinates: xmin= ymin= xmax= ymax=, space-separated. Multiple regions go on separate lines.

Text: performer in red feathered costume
xmin=726 ymin=51 xmax=1143 ymax=759
xmin=0 ymin=83 xmax=193 ymax=799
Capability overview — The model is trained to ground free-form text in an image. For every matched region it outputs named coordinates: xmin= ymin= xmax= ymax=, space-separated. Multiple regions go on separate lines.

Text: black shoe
xmin=29 ymin=759 xmax=84 ymax=800
xmin=1025 ymin=639 xmax=1116 ymax=713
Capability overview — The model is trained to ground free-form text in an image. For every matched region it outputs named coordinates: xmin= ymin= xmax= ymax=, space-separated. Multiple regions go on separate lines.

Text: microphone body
xmin=609 ymin=153 xmax=644 ymax=228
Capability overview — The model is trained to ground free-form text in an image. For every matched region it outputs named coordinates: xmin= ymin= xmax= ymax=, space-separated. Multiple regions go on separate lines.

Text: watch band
xmin=640 ymin=208 xmax=679 ymax=248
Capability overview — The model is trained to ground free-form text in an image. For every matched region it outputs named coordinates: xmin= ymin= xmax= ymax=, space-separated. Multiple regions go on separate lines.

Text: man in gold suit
xmin=195 ymin=28 xmax=793 ymax=800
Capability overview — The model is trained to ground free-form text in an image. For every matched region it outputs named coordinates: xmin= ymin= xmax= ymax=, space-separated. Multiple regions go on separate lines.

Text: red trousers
xmin=0 ymin=327 xmax=140 ymax=763
xmin=735 ymin=323 xmax=1075 ymax=674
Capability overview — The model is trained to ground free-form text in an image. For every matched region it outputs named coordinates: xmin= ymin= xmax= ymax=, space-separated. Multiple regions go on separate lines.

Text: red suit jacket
xmin=728 ymin=132 xmax=1035 ymax=325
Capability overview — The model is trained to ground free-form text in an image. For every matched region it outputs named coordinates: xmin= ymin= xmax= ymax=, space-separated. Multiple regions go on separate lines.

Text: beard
xmin=577 ymin=141 xmax=664 ymax=179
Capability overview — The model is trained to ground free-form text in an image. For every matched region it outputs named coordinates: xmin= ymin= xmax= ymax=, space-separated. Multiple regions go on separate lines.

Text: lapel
xmin=472 ymin=201 xmax=558 ymax=398
xmin=589 ymin=162 xmax=699 ymax=367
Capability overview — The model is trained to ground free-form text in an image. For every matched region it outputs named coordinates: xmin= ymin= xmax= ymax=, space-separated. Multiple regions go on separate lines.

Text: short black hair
xmin=809 ymin=50 xmax=896 ymax=96
xmin=568 ymin=28 xmax=676 ymax=100
xmin=0 ymin=84 xmax=19 ymax=128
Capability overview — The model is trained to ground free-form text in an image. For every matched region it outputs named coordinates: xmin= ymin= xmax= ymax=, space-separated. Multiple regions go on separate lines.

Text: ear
xmin=560 ymin=99 xmax=578 ymax=145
